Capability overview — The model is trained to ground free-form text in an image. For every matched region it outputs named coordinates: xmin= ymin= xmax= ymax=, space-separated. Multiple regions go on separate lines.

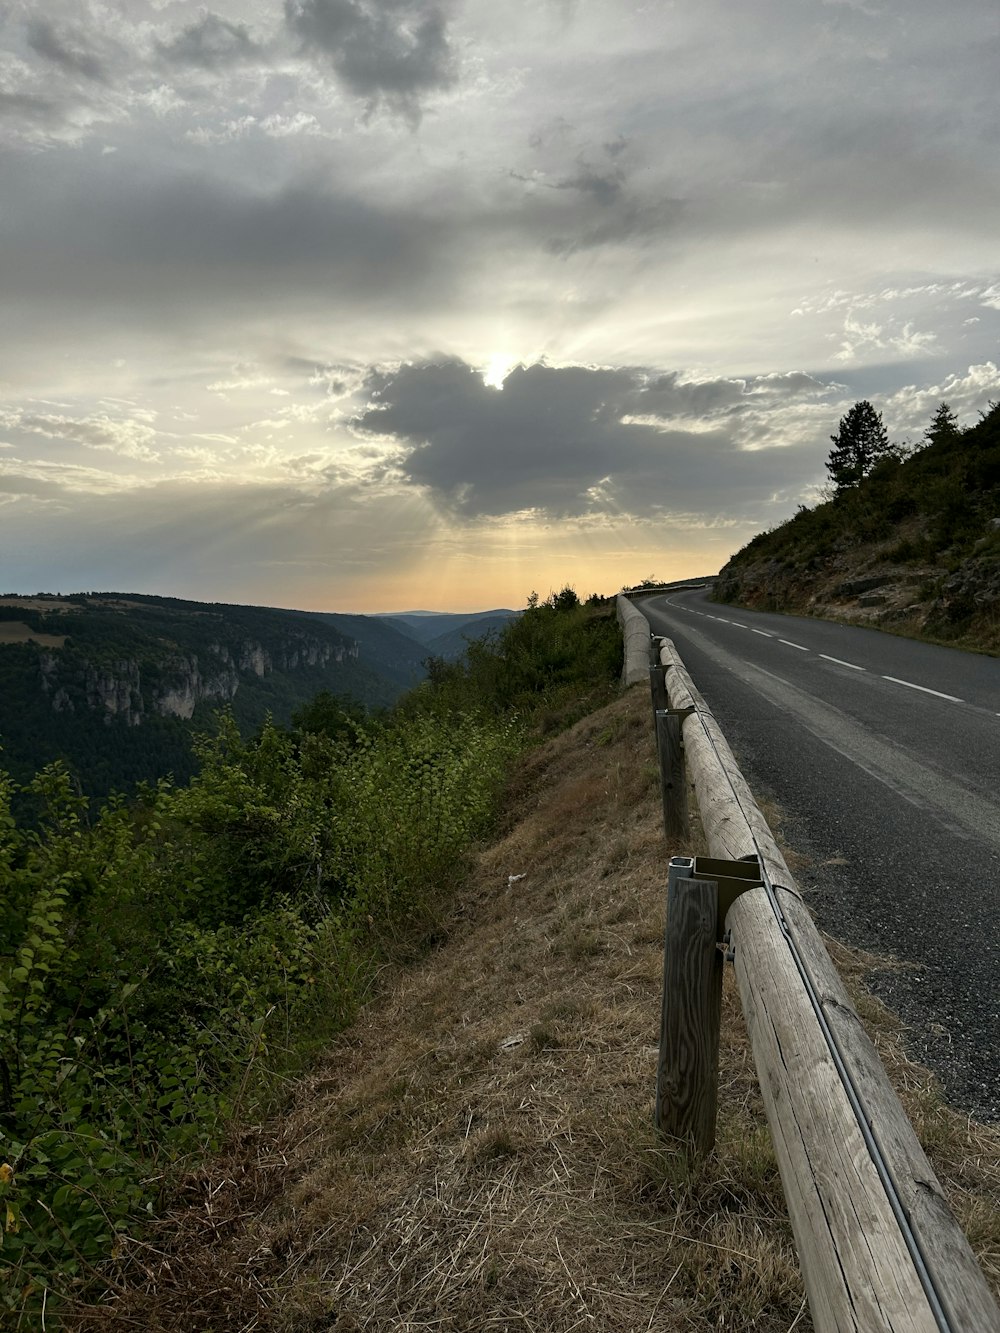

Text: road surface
xmin=639 ymin=587 xmax=1000 ymax=1121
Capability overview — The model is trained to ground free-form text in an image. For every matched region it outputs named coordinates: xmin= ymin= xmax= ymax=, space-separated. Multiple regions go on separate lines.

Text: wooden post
xmin=655 ymin=708 xmax=688 ymax=839
xmin=655 ymin=635 xmax=1000 ymax=1333
xmin=655 ymin=857 xmax=722 ymax=1152
xmin=649 ymin=662 xmax=668 ymax=715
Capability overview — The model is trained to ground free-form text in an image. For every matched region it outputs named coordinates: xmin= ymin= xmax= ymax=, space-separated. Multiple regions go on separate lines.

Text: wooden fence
xmin=617 ymin=597 xmax=1000 ymax=1333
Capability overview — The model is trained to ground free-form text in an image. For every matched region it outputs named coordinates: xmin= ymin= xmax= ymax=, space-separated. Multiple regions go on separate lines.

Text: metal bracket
xmin=667 ymin=853 xmax=763 ymax=942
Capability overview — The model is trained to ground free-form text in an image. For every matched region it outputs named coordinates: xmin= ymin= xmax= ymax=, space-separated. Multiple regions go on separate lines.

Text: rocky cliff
xmin=36 ymin=631 xmax=357 ymax=724
xmin=0 ymin=592 xmax=403 ymax=798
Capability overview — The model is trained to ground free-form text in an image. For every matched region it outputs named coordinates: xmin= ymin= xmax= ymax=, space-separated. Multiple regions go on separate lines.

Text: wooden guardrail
xmin=616 ymin=597 xmax=1000 ymax=1333
xmin=617 ymin=581 xmax=714 ymax=685
xmin=619 ymin=577 xmax=715 ymax=601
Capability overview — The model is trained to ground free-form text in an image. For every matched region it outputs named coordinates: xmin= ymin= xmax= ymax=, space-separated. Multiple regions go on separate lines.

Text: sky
xmin=1 ymin=0 xmax=998 ymax=612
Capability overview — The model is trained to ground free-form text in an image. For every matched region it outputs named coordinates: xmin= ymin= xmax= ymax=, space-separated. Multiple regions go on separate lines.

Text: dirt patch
xmin=71 ymin=691 xmax=999 ymax=1332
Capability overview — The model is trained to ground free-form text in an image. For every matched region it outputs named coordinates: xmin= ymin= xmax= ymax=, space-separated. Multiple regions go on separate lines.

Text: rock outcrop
xmin=37 ymin=634 xmax=359 ymax=725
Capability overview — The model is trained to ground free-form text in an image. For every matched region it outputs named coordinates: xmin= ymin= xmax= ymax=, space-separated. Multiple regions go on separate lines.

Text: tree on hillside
xmin=923 ymin=401 xmax=961 ymax=449
xmin=826 ymin=400 xmax=892 ymax=493
xmin=549 ymin=585 xmax=580 ymax=611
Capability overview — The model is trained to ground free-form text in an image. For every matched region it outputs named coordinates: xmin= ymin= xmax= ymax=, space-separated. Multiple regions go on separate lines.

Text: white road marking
xmin=750 ymin=628 xmax=773 ymax=637
xmin=779 ymin=639 xmax=809 ymax=651
xmin=819 ymin=654 xmax=866 ymax=671
xmin=882 ymin=676 xmax=963 ymax=704
xmin=731 ymin=622 xmax=748 ymax=629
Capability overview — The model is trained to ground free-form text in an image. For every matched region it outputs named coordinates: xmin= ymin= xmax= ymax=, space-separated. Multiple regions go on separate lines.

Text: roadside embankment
xmin=71 ymin=686 xmax=999 ymax=1332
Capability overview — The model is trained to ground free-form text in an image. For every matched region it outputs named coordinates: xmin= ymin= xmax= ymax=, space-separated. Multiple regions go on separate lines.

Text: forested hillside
xmin=0 ymin=593 xmax=423 ymax=800
xmin=0 ymin=590 xmax=622 ymax=1325
xmin=714 ymin=399 xmax=1000 ymax=651
xmin=376 ymin=608 xmax=519 ymax=649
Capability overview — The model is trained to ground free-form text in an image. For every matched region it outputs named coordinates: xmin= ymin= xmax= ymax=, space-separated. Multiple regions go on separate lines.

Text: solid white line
xmin=882 ymin=675 xmax=963 ymax=704
xmin=779 ymin=639 xmax=809 ymax=651
xmin=750 ymin=628 xmax=773 ymax=637
xmin=819 ymin=654 xmax=866 ymax=672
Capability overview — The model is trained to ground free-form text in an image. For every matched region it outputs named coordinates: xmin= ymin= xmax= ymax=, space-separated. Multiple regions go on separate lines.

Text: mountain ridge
xmin=0 ymin=593 xmax=526 ymax=799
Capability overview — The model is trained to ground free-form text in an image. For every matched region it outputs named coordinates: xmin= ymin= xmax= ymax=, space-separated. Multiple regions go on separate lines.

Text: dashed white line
xmin=750 ymin=628 xmax=774 ymax=637
xmin=779 ymin=639 xmax=809 ymax=651
xmin=731 ymin=622 xmax=748 ymax=629
xmin=819 ymin=654 xmax=866 ymax=672
xmin=882 ymin=676 xmax=963 ymax=704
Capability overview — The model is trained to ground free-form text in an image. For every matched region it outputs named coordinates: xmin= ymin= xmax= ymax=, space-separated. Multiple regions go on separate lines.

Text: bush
xmin=1 ymin=585 xmax=624 ymax=1319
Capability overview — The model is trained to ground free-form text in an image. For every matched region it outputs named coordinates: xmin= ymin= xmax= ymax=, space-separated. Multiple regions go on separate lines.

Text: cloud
xmin=510 ymin=135 xmax=683 ymax=256
xmin=0 ymin=88 xmax=66 ymax=130
xmin=0 ymin=408 xmax=160 ymax=462
xmin=0 ymin=475 xmax=441 ymax=606
xmin=26 ymin=17 xmax=111 ymax=83
xmin=156 ymin=13 xmax=264 ymax=70
xmin=351 ymin=359 xmax=830 ymax=520
xmin=284 ymin=0 xmax=457 ymax=118
xmin=883 ymin=362 xmax=1000 ymax=437
xmin=0 ymin=156 xmax=454 ymax=332
xmin=0 ymin=456 xmax=140 ymax=499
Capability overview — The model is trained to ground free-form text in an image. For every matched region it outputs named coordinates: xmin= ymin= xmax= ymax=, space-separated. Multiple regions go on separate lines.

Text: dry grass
xmin=0 ymin=620 xmax=67 ymax=647
xmin=69 ymin=691 xmax=999 ymax=1333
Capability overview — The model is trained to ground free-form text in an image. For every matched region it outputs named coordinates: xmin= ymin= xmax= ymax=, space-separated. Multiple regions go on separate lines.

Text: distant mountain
xmin=0 ymin=592 xmax=425 ymax=800
xmin=306 ymin=611 xmax=428 ymax=690
xmin=374 ymin=609 xmax=519 ymax=647
xmin=422 ymin=613 xmax=521 ymax=661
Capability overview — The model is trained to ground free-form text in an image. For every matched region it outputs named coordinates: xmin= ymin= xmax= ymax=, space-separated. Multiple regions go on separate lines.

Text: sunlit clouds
xmin=1 ymin=0 xmax=998 ymax=608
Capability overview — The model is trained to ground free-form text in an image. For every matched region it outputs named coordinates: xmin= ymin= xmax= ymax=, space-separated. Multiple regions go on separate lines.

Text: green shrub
xmin=0 ymin=586 xmax=622 ymax=1319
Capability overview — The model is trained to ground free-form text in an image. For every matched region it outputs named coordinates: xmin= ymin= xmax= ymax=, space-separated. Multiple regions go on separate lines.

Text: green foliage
xmin=0 ymin=592 xmax=405 ymax=808
xmin=291 ymin=690 xmax=375 ymax=744
xmin=0 ymin=582 xmax=622 ymax=1319
xmin=409 ymin=594 xmax=622 ymax=723
xmin=718 ymin=399 xmax=1000 ymax=641
xmin=826 ymin=400 xmax=894 ymax=493
xmin=923 ymin=401 xmax=961 ymax=450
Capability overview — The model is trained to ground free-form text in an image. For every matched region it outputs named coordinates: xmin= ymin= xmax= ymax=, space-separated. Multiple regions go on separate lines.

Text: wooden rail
xmin=616 ymin=598 xmax=999 ymax=1333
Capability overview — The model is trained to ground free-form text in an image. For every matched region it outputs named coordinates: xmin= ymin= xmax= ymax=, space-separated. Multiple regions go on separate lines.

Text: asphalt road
xmin=639 ymin=587 xmax=1000 ymax=1122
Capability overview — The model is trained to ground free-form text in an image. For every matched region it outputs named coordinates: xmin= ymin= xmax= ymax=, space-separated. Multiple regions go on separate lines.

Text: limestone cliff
xmin=38 ymin=634 xmax=358 ymax=724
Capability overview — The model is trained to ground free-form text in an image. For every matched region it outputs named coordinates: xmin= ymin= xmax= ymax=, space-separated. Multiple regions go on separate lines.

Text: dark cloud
xmin=638 ymin=373 xmax=746 ymax=416
xmin=0 ymin=89 xmax=65 ymax=128
xmin=284 ymin=0 xmax=456 ymax=116
xmin=352 ymin=360 xmax=823 ymax=519
xmin=156 ymin=14 xmax=264 ymax=70
xmin=637 ymin=370 xmax=829 ymax=415
xmin=553 ymin=166 xmax=624 ymax=208
xmin=26 ymin=18 xmax=110 ymax=83
xmin=512 ymin=136 xmax=683 ymax=256
xmin=0 ymin=154 xmax=453 ymax=324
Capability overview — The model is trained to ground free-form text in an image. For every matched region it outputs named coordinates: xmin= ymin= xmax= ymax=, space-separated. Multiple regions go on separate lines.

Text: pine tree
xmin=923 ymin=401 xmax=961 ymax=449
xmin=826 ymin=400 xmax=892 ymax=493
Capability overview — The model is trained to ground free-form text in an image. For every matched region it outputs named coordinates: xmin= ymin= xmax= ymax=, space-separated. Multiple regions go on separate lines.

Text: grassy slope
xmin=72 ymin=691 xmax=999 ymax=1333
xmin=714 ymin=402 xmax=1000 ymax=652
